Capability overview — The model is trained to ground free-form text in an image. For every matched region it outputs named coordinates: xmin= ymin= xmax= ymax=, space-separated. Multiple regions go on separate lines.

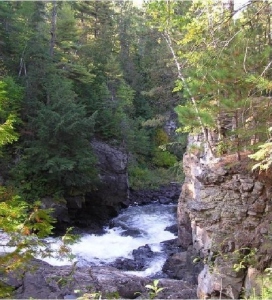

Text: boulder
xmin=160 ymin=238 xmax=182 ymax=256
xmin=111 ymin=245 xmax=156 ymax=272
xmin=162 ymin=248 xmax=203 ymax=284
xmin=40 ymin=197 xmax=71 ymax=232
xmin=111 ymin=258 xmax=145 ymax=271
xmin=6 ymin=259 xmax=196 ymax=299
xmin=164 ymin=224 xmax=178 ymax=236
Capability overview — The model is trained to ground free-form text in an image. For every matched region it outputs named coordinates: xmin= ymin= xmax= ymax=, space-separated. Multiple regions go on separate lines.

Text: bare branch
xmin=162 ymin=31 xmax=214 ymax=157
xmin=261 ymin=60 xmax=272 ymax=77
xmin=243 ymin=45 xmax=248 ymax=73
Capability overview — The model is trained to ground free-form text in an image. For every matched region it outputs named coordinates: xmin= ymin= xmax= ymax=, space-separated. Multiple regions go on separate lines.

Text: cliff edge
xmin=178 ymin=134 xmax=272 ymax=299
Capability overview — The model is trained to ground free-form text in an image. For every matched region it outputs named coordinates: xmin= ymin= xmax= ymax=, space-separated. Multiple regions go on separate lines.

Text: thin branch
xmin=243 ymin=45 xmax=248 ymax=73
xmin=162 ymin=31 xmax=214 ymax=157
xmin=18 ymin=45 xmax=27 ymax=78
xmin=261 ymin=60 xmax=272 ymax=77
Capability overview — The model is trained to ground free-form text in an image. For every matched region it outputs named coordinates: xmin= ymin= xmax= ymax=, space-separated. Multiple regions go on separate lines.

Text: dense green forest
xmin=0 ymin=1 xmax=185 ymax=201
xmin=1 ymin=0 xmax=272 ymax=294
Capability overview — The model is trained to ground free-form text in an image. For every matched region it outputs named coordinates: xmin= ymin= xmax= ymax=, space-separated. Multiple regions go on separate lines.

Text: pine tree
xmin=147 ymin=0 xmax=272 ymax=161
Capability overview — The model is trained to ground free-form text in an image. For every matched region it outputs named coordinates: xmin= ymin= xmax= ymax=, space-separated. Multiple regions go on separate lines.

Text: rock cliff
xmin=178 ymin=134 xmax=272 ymax=299
xmin=69 ymin=139 xmax=129 ymax=229
xmin=45 ymin=139 xmax=129 ymax=232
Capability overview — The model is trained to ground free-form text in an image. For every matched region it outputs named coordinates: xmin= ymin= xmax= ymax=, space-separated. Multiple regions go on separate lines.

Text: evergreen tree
xmin=7 ymin=2 xmax=99 ymax=198
xmin=147 ymin=0 xmax=272 ymax=161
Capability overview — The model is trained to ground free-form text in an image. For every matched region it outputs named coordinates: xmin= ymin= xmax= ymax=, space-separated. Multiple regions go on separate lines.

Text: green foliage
xmin=0 ymin=187 xmax=77 ymax=278
xmin=154 ymin=128 xmax=169 ymax=146
xmin=152 ymin=150 xmax=177 ymax=168
xmin=128 ymin=165 xmax=178 ymax=190
xmin=147 ymin=0 xmax=272 ymax=158
xmin=175 ymin=104 xmax=215 ymax=129
xmin=13 ymin=74 xmax=99 ymax=198
xmin=0 ymin=0 xmax=184 ymax=202
xmin=216 ymin=140 xmax=231 ymax=156
xmin=232 ymin=248 xmax=257 ymax=273
xmin=0 ymin=77 xmax=23 ymax=151
xmin=168 ymin=161 xmax=185 ymax=182
xmin=77 ymin=291 xmax=102 ymax=300
xmin=260 ymin=268 xmax=272 ymax=300
xmin=0 ymin=114 xmax=19 ymax=148
xmin=145 ymin=279 xmax=165 ymax=299
xmin=249 ymin=138 xmax=272 ymax=171
xmin=247 ymin=268 xmax=272 ymax=300
xmin=0 ymin=282 xmax=14 ymax=299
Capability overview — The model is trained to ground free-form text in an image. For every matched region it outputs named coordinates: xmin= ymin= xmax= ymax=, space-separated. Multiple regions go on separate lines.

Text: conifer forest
xmin=1 ymin=0 xmax=272 ymax=298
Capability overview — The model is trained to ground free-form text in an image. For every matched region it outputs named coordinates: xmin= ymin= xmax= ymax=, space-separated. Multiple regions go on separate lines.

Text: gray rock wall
xmin=69 ymin=139 xmax=129 ymax=229
xmin=178 ymin=134 xmax=272 ymax=299
xmin=44 ymin=140 xmax=130 ymax=232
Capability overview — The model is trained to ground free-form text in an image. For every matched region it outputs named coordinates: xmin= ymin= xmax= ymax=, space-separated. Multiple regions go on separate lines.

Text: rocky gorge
xmin=3 ymin=133 xmax=272 ymax=299
xmin=177 ymin=134 xmax=272 ymax=299
xmin=4 ymin=184 xmax=198 ymax=299
xmin=2 ymin=138 xmax=199 ymax=299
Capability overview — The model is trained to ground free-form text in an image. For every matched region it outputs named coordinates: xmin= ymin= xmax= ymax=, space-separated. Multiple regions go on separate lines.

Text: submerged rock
xmin=111 ymin=258 xmax=145 ymax=271
xmin=111 ymin=244 xmax=156 ymax=272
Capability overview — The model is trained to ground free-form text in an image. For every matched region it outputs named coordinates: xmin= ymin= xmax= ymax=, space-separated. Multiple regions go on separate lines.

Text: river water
xmin=42 ymin=203 xmax=177 ymax=277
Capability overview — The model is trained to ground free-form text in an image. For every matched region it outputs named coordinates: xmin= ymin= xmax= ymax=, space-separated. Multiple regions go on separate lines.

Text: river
xmin=41 ymin=203 xmax=177 ymax=277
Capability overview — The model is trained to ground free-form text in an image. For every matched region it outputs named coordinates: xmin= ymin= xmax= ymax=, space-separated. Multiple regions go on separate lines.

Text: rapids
xmin=41 ymin=203 xmax=177 ymax=277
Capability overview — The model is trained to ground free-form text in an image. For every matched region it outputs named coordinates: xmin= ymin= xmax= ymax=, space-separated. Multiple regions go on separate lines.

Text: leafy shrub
xmin=128 ymin=165 xmax=181 ymax=190
xmin=152 ymin=150 xmax=177 ymax=168
xmin=154 ymin=128 xmax=169 ymax=146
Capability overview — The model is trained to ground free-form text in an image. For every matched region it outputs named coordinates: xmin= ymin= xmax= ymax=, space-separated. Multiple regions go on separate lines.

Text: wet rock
xmin=109 ymin=221 xmax=143 ymax=237
xmin=162 ymin=250 xmax=202 ymax=284
xmin=111 ymin=258 xmax=144 ymax=271
xmin=160 ymin=238 xmax=182 ymax=256
xmin=40 ymin=197 xmax=70 ymax=232
xmin=121 ymin=228 xmax=142 ymax=237
xmin=156 ymin=278 xmax=197 ymax=299
xmin=62 ymin=139 xmax=129 ymax=231
xmin=111 ymin=245 xmax=155 ymax=272
xmin=7 ymin=259 xmax=197 ymax=299
xmin=64 ymin=295 xmax=77 ymax=299
xmin=132 ymin=244 xmax=154 ymax=261
xmin=158 ymin=196 xmax=172 ymax=205
xmin=164 ymin=224 xmax=178 ymax=236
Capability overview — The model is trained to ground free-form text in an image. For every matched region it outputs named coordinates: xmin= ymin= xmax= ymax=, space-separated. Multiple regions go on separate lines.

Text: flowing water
xmin=42 ymin=203 xmax=177 ymax=277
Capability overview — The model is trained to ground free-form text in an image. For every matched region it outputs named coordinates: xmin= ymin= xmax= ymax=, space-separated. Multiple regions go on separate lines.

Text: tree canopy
xmin=1 ymin=1 xmax=272 ymax=295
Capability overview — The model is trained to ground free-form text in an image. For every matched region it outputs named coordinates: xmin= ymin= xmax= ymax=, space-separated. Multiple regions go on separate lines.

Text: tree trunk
xmin=49 ymin=1 xmax=57 ymax=58
xmin=163 ymin=32 xmax=214 ymax=157
xmin=233 ymin=110 xmax=241 ymax=161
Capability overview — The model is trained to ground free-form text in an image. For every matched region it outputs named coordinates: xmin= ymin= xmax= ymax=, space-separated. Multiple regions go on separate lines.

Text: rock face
xmin=7 ymin=259 xmax=197 ymax=299
xmin=65 ymin=140 xmax=129 ymax=230
xmin=178 ymin=134 xmax=272 ymax=299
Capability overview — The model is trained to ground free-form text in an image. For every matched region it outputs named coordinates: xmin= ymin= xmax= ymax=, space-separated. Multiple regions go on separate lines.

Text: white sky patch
xmin=234 ymin=0 xmax=251 ymax=8
xmin=233 ymin=0 xmax=251 ymax=18
xmin=132 ymin=0 xmax=144 ymax=7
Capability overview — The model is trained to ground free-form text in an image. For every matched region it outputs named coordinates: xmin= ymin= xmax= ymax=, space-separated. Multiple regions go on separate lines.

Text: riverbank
xmin=3 ymin=187 xmax=199 ymax=299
